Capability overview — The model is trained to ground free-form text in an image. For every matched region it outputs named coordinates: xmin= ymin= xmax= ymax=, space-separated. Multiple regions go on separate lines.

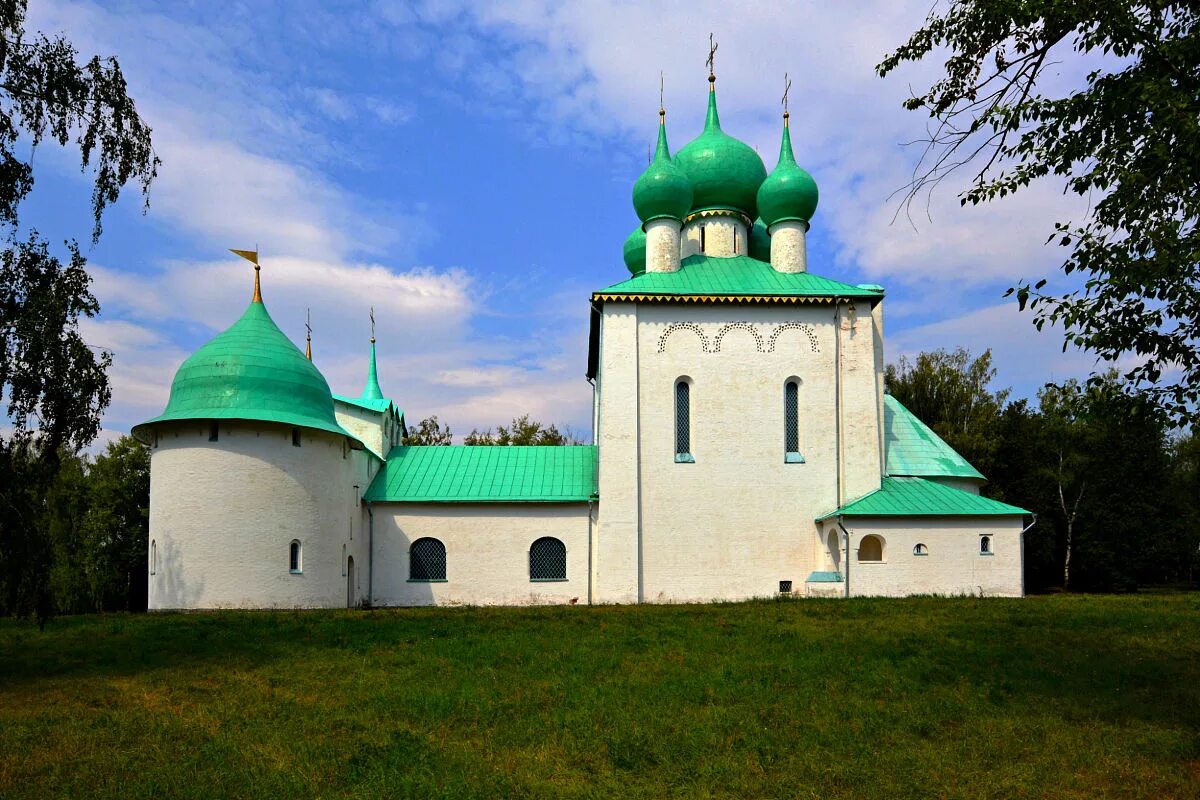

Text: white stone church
xmin=133 ymin=74 xmax=1032 ymax=609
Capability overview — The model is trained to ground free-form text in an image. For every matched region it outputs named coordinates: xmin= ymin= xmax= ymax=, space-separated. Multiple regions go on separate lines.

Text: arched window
xmin=675 ymin=379 xmax=693 ymax=462
xmin=410 ymin=538 xmax=447 ymax=581
xmin=913 ymin=543 xmax=928 ymax=556
xmin=149 ymin=540 xmax=157 ymax=575
xmin=529 ymin=537 xmax=567 ymax=582
xmin=858 ymin=535 xmax=884 ymax=562
xmin=289 ymin=540 xmax=302 ymax=574
xmin=980 ymin=536 xmax=992 ymax=555
xmin=784 ymin=379 xmax=803 ymax=463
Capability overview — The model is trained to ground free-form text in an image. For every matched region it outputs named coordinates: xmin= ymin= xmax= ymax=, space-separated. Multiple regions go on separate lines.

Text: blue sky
xmin=23 ymin=1 xmax=1105 ymax=445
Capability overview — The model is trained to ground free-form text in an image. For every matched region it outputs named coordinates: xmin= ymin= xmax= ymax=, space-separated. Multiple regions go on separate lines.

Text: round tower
xmin=673 ymin=72 xmax=767 ymax=258
xmin=133 ymin=260 xmax=365 ymax=609
xmin=757 ymin=110 xmax=819 ymax=273
xmin=633 ymin=107 xmax=692 ymax=273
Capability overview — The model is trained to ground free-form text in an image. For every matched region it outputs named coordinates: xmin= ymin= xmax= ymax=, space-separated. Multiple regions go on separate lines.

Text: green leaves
xmin=882 ymin=1 xmax=1200 ymax=424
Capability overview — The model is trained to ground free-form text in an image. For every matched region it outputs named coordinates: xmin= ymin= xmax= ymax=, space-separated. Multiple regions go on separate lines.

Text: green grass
xmin=1 ymin=595 xmax=1197 ymax=799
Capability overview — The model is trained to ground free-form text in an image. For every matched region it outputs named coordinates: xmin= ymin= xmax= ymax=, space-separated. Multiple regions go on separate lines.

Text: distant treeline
xmin=888 ymin=349 xmax=1200 ymax=593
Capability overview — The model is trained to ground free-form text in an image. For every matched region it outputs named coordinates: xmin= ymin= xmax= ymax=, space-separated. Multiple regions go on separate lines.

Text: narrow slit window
xmin=208 ymin=422 xmax=219 ymax=442
xmin=292 ymin=427 xmax=301 ymax=447
xmin=289 ymin=540 xmax=302 ymax=573
xmin=784 ymin=380 xmax=802 ymax=463
xmin=700 ymin=226 xmax=706 ymax=253
xmin=150 ymin=540 xmax=157 ymax=575
xmin=734 ymin=228 xmax=740 ymax=254
xmin=675 ymin=380 xmax=693 ymax=462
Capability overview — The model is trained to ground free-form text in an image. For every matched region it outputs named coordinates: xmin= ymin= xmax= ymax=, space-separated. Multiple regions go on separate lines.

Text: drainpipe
xmin=587 ymin=498 xmax=596 ymax=605
xmin=833 ymin=304 xmax=843 ymax=510
xmin=1018 ymin=513 xmax=1037 ymax=597
xmin=837 ymin=518 xmax=852 ymax=599
xmin=367 ymin=504 xmax=374 ymax=606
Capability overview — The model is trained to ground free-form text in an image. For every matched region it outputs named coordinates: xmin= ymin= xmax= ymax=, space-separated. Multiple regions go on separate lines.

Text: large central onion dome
xmin=673 ymin=84 xmax=767 ymax=218
xmin=632 ymin=111 xmax=693 ymax=224
xmin=757 ymin=116 xmax=819 ymax=226
xmin=134 ymin=271 xmax=352 ymax=440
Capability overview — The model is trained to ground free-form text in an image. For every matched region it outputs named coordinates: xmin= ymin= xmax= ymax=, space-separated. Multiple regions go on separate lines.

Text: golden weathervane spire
xmin=305 ymin=308 xmax=312 ymax=360
xmin=230 ymin=246 xmax=261 ymax=302
xmin=706 ymin=33 xmax=718 ymax=88
xmin=782 ymin=72 xmax=792 ymax=126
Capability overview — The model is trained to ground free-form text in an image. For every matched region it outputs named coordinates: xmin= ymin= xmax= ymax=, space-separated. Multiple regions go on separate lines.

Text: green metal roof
xmin=884 ymin=395 xmax=985 ymax=480
xmin=365 ymin=445 xmax=598 ymax=503
xmin=594 ymin=254 xmax=885 ymax=301
xmin=332 ymin=393 xmax=403 ymax=421
xmin=134 ymin=299 xmax=353 ymax=441
xmin=674 ymin=85 xmax=767 ymax=217
xmin=757 ymin=122 xmax=818 ymax=226
xmin=816 ymin=477 xmax=1029 ymax=521
xmin=633 ymin=114 xmax=693 ymax=224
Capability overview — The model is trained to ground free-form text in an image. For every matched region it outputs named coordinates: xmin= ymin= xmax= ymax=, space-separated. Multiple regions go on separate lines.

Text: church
xmin=132 ymin=68 xmax=1032 ymax=609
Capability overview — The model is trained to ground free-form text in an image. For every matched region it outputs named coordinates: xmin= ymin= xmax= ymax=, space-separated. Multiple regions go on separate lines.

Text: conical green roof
xmin=757 ymin=120 xmax=818 ymax=226
xmin=134 ymin=291 xmax=351 ymax=440
xmin=362 ymin=340 xmax=384 ymax=400
xmin=632 ymin=113 xmax=693 ymax=223
xmin=749 ymin=217 xmax=771 ymax=261
xmin=623 ymin=225 xmax=646 ymax=275
xmin=673 ymin=86 xmax=767 ymax=218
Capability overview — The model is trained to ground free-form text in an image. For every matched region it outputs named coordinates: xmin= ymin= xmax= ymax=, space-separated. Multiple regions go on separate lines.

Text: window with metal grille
xmin=784 ymin=380 xmax=801 ymax=462
xmin=980 ymin=536 xmax=992 ymax=555
xmin=529 ymin=537 xmax=567 ymax=582
xmin=675 ymin=379 xmax=693 ymax=462
xmin=409 ymin=537 xmax=447 ymax=581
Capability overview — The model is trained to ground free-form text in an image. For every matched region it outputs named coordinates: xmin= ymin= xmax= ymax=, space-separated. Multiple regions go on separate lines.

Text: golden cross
xmin=782 ymin=73 xmax=792 ymax=115
xmin=659 ymin=70 xmax=664 ymax=112
xmin=706 ymin=33 xmax=718 ymax=78
xmin=369 ymin=306 xmax=375 ymax=341
xmin=305 ymin=308 xmax=312 ymax=339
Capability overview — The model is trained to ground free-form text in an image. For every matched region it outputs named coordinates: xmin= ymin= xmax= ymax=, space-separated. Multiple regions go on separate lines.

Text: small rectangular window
xmin=699 ymin=226 xmax=706 ymax=253
xmin=292 ymin=428 xmax=301 ymax=447
xmin=208 ymin=422 xmax=219 ymax=442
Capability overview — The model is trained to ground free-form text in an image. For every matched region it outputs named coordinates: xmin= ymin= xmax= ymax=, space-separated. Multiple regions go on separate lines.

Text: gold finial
xmin=229 ymin=247 xmax=262 ymax=302
xmin=706 ymin=33 xmax=718 ymax=87
xmin=305 ymin=308 xmax=312 ymax=361
xmin=782 ymin=72 xmax=792 ymax=126
xmin=369 ymin=306 xmax=376 ymax=344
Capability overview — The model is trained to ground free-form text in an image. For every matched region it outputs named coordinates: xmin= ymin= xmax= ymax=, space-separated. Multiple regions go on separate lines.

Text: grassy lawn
xmin=0 ymin=594 xmax=1197 ymax=799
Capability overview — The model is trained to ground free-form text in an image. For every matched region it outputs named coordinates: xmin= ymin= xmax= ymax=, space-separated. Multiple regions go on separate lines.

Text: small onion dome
xmin=632 ymin=112 xmax=693 ymax=223
xmin=749 ymin=217 xmax=771 ymax=261
xmin=673 ymin=85 xmax=767 ymax=218
xmin=756 ymin=118 xmax=818 ymax=226
xmin=133 ymin=285 xmax=353 ymax=442
xmin=623 ymin=225 xmax=646 ymax=275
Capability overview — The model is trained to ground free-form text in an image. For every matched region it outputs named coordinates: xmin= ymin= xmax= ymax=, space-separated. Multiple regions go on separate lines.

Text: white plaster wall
xmin=147 ymin=420 xmax=370 ymax=609
xmin=682 ymin=215 xmax=748 ymax=258
xmin=595 ymin=303 xmax=641 ymax=602
xmin=839 ymin=302 xmax=883 ymax=502
xmin=370 ymin=503 xmax=592 ymax=606
xmin=836 ymin=517 xmax=1024 ymax=597
xmin=625 ymin=303 xmax=882 ymax=602
xmin=645 ymin=218 xmax=682 ymax=273
xmin=767 ymin=221 xmax=807 ymax=273
xmin=334 ymin=401 xmax=389 ymax=459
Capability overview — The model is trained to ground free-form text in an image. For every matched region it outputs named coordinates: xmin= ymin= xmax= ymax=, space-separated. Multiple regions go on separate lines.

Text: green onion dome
xmin=623 ymin=225 xmax=646 ymax=275
xmin=749 ymin=217 xmax=771 ymax=261
xmin=134 ymin=276 xmax=352 ymax=441
xmin=673 ymin=86 xmax=767 ymax=218
xmin=756 ymin=118 xmax=818 ymax=227
xmin=632 ymin=112 xmax=693 ymax=223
